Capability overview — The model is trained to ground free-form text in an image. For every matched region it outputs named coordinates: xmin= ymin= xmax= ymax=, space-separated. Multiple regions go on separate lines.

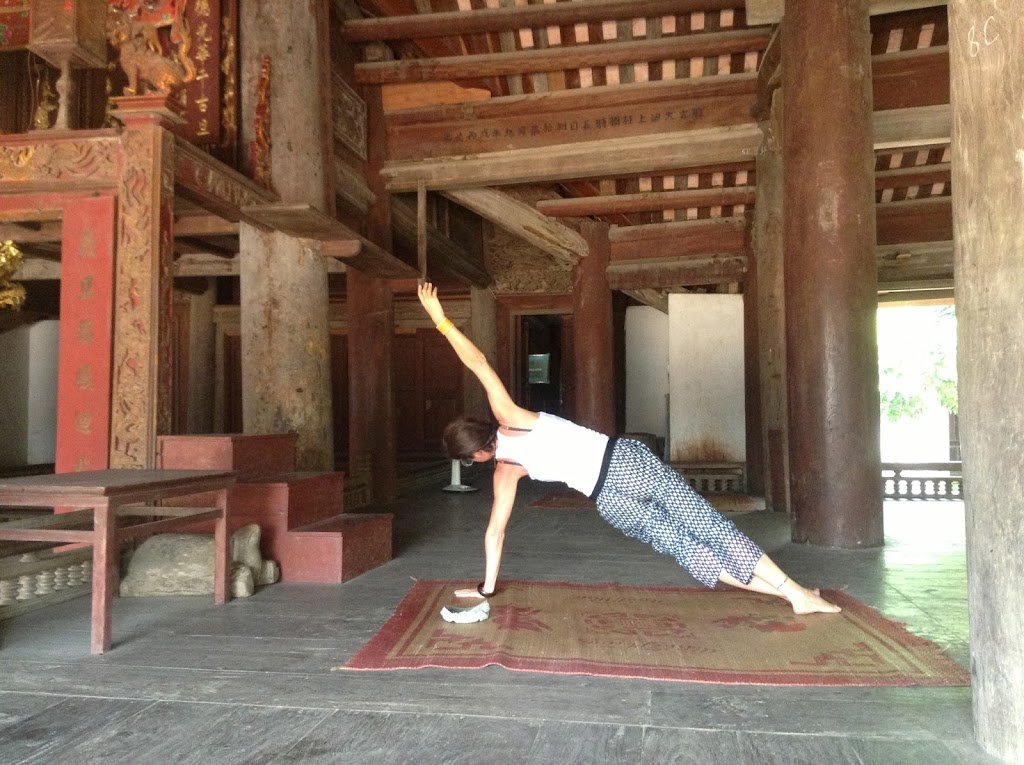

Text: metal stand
xmin=442 ymin=459 xmax=478 ymax=493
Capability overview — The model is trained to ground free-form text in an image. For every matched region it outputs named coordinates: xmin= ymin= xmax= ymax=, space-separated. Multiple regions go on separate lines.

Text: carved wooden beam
xmin=442 ymin=188 xmax=588 ymax=266
xmin=335 ymin=157 xmax=377 ymax=215
xmin=356 ymin=28 xmax=771 ymax=84
xmin=606 ymin=255 xmax=747 ymax=290
xmin=745 ymin=0 xmax=947 ymax=26
xmin=873 ymin=46 xmax=949 ymax=111
xmin=877 ymin=240 xmax=953 ymax=286
xmin=876 ymin=197 xmax=952 ymax=245
xmin=876 ymin=237 xmax=954 ymax=298
xmin=173 ymin=252 xmax=347 ymax=277
xmin=174 ymin=137 xmax=278 ymax=224
xmin=537 ymin=186 xmax=756 ymax=218
xmin=386 ymin=74 xmax=757 ymax=162
xmin=241 ymin=202 xmax=419 ymax=279
xmin=752 ymin=25 xmax=782 ymax=121
xmin=383 ymin=123 xmax=763 ymax=191
xmin=383 ymin=106 xmax=949 ymax=190
xmin=172 ymin=214 xmax=239 ymax=237
xmin=0 ymin=131 xmax=121 ymax=192
xmin=874 ymin=104 xmax=950 ymax=150
xmin=174 ymin=236 xmax=237 ymax=259
xmin=391 ymin=198 xmax=491 ymax=287
xmin=621 ymin=288 xmax=669 ymax=314
xmin=343 ymin=0 xmax=740 ymax=41
xmin=609 ymin=217 xmax=747 ymax=261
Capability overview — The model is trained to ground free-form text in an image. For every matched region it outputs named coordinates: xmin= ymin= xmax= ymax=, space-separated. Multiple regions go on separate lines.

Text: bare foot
xmin=786 ymin=584 xmax=841 ymax=614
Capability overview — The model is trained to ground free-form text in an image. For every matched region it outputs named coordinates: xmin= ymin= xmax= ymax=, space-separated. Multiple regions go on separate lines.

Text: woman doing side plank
xmin=418 ymin=282 xmax=840 ymax=615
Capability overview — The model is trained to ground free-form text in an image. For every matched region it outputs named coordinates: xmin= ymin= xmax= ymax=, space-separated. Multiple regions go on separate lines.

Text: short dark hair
xmin=443 ymin=416 xmax=496 ymax=460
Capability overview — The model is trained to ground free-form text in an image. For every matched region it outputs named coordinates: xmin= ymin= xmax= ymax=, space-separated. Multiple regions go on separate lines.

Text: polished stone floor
xmin=0 ymin=478 xmax=1000 ymax=765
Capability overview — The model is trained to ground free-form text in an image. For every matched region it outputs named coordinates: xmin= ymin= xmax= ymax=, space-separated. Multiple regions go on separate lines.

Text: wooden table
xmin=0 ymin=469 xmax=236 ymax=654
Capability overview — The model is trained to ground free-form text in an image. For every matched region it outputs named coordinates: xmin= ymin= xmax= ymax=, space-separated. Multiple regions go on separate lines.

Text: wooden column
xmin=754 ymin=87 xmax=790 ymax=512
xmin=239 ymin=0 xmax=334 ymax=470
xmin=572 ymin=221 xmax=615 ymax=435
xmin=782 ymin=0 xmax=882 ymax=547
xmin=949 ymin=5 xmax=1024 ymax=760
xmin=186 ymin=279 xmax=217 ymax=435
xmin=466 ymin=286 xmax=498 ymax=421
xmin=742 ymin=236 xmax=764 ymax=496
xmin=239 ymin=229 xmax=333 ymax=470
xmin=347 ymin=270 xmax=396 ymax=501
xmin=348 ymin=83 xmax=396 ymax=502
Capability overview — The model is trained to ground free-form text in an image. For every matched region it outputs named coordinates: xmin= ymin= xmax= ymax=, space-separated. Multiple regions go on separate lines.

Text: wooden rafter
xmin=343 ymin=0 xmax=742 ymax=42
xmin=609 ymin=217 xmax=747 ymax=261
xmin=875 ymin=162 xmax=950 ymax=191
xmin=745 ymin=0 xmax=948 ymax=27
xmin=876 ymin=197 xmax=952 ymax=245
xmin=355 ymin=28 xmax=771 ymax=84
xmin=442 ymin=188 xmax=587 ymax=266
xmin=537 ymin=186 xmax=756 ymax=218
xmin=872 ymin=46 xmax=949 ymax=111
xmin=606 ymin=255 xmax=747 ymax=290
xmin=382 ymin=123 xmax=763 ymax=191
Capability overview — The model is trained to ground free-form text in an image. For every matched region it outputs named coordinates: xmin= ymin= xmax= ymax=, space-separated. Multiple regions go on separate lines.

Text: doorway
xmin=518 ymin=314 xmax=571 ymax=418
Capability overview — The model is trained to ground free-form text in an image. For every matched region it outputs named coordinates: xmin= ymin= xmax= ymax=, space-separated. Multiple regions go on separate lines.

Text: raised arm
xmin=418 ymin=282 xmax=536 ymax=429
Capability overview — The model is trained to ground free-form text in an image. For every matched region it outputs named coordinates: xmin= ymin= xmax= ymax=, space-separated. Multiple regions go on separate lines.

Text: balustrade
xmin=882 ymin=462 xmax=963 ymax=501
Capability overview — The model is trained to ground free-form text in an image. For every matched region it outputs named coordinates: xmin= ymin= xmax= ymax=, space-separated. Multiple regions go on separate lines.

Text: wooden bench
xmin=0 ymin=469 xmax=236 ymax=654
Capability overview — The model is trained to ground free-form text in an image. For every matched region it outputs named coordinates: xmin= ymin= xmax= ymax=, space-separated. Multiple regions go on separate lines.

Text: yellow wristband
xmin=436 ymin=318 xmax=455 ymax=335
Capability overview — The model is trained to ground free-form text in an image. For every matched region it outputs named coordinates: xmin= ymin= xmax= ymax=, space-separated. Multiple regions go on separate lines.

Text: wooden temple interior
xmin=0 ymin=1 xmax=1021 ymax=762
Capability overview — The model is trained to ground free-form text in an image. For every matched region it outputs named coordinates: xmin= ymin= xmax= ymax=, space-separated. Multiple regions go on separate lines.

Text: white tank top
xmin=495 ymin=412 xmax=610 ymax=496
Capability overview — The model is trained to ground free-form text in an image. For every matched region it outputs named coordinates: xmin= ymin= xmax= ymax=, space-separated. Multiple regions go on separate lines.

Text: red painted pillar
xmin=55 ymin=194 xmax=117 ymax=473
xmin=572 ymin=221 xmax=615 ymax=435
xmin=782 ymin=0 xmax=883 ymax=547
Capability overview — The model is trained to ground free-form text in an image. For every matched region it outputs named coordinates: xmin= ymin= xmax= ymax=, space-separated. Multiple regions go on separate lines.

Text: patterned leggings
xmin=594 ymin=439 xmax=764 ymax=588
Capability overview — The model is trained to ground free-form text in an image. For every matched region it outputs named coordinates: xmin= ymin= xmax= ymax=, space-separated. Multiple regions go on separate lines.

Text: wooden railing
xmin=882 ymin=462 xmax=963 ymax=501
xmin=669 ymin=462 xmax=746 ymax=494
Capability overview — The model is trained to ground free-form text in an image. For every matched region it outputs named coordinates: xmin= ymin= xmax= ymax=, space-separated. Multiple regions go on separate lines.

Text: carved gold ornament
xmin=251 ymin=55 xmax=272 ymax=189
xmin=0 ymin=241 xmax=28 ymax=311
xmin=108 ymin=1 xmax=197 ymax=97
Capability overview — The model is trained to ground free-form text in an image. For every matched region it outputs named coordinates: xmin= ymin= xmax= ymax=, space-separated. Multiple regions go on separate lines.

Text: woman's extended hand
xmin=417 ymin=281 xmax=447 ymax=325
xmin=454 ymin=587 xmax=485 ymax=599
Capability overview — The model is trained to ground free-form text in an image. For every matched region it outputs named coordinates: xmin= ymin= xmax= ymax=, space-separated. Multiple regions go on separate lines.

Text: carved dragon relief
xmin=0 ymin=139 xmax=121 ymax=187
xmin=108 ymin=0 xmax=196 ymax=97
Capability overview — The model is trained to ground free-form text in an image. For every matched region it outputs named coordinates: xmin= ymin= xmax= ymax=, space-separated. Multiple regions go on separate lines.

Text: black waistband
xmin=589 ymin=436 xmax=619 ymax=500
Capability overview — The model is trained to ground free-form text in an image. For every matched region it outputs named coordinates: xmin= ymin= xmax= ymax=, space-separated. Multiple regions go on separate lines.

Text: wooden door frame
xmin=495 ymin=294 xmax=573 ymax=405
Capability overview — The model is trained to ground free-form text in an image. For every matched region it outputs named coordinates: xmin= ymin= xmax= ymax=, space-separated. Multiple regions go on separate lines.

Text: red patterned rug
xmin=529 ymin=487 xmax=764 ymax=512
xmin=341 ymin=579 xmax=969 ymax=686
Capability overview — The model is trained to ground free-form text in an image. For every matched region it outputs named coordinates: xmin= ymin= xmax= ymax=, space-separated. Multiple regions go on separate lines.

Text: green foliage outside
xmin=877 ymin=305 xmax=958 ymax=423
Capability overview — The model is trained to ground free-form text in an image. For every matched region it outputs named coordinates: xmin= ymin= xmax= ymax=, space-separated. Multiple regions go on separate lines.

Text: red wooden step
xmin=278 ymin=513 xmax=393 ymax=583
xmin=157 ymin=433 xmax=297 ymax=477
